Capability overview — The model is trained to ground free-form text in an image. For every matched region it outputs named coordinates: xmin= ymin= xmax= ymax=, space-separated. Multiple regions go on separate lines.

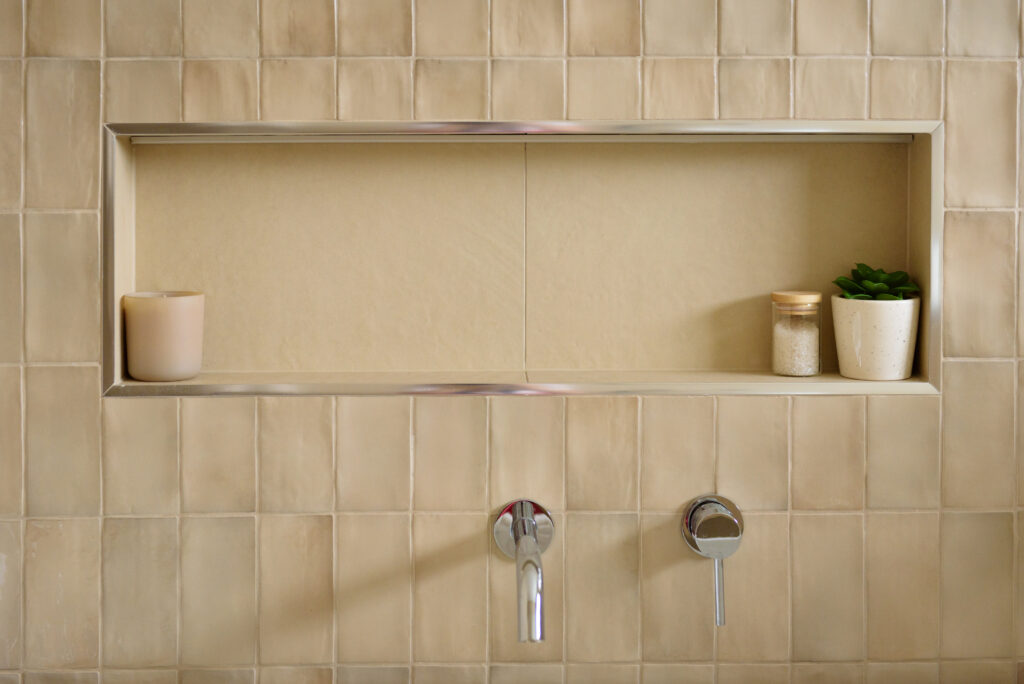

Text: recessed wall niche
xmin=103 ymin=121 xmax=943 ymax=396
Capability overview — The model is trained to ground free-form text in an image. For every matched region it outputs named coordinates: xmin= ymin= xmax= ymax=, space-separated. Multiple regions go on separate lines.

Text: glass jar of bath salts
xmin=771 ymin=291 xmax=821 ymax=377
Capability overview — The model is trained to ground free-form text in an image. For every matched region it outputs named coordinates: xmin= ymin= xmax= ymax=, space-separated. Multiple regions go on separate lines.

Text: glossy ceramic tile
xmin=27 ymin=0 xmax=99 ymax=56
xmin=642 ymin=58 xmax=715 ymax=119
xmin=338 ymin=0 xmax=411 ymax=56
xmin=0 ymin=217 xmax=18 ymax=360
xmin=181 ymin=517 xmax=256 ymax=665
xmin=0 ymin=62 xmax=20 ymax=209
xmin=413 ymin=666 xmax=485 ymax=684
xmin=261 ymin=0 xmax=334 ymax=56
xmin=101 ymin=518 xmax=177 ymax=666
xmin=414 ymin=397 xmax=486 ymax=510
xmin=336 ymin=666 xmax=409 ymax=684
xmin=0 ymin=0 xmax=22 ymax=55
xmin=260 ymin=669 xmax=332 ymax=684
xmin=0 ymin=367 xmax=19 ymax=515
xmin=490 ymin=665 xmax=563 ymax=684
xmin=181 ymin=398 xmax=256 ymax=513
xmin=567 ymin=0 xmax=641 ymax=56
xmin=24 ymin=519 xmax=99 ymax=667
xmin=795 ymin=58 xmax=867 ymax=119
xmin=182 ymin=60 xmax=258 ymax=121
xmin=336 ymin=515 xmax=411 ymax=662
xmin=566 ymin=397 xmax=638 ymax=510
xmin=719 ymin=0 xmax=791 ymax=55
xmin=179 ymin=672 xmax=253 ymax=684
xmin=945 ymin=60 xmax=1017 ymax=208
xmin=413 ymin=59 xmax=487 ymax=119
xmin=415 ymin=0 xmax=488 ymax=56
xmin=717 ymin=396 xmax=788 ymax=510
xmin=795 ymin=0 xmax=867 ymax=54
xmin=491 ymin=59 xmax=564 ymax=120
xmin=25 ymin=366 xmax=100 ymax=516
xmin=719 ymin=58 xmax=790 ymax=119
xmin=947 ymin=0 xmax=1019 ymax=57
xmin=567 ymin=664 xmax=640 ymax=684
xmin=492 ymin=0 xmax=563 ymax=56
xmin=258 ymin=397 xmax=333 ymax=512
xmin=105 ymin=0 xmax=181 ymax=56
xmin=104 ymin=61 xmax=181 ymax=123
xmin=870 ymin=0 xmax=943 ymax=55
xmin=942 ymin=361 xmax=1015 ymax=508
xmin=641 ymin=664 xmax=713 ymax=684
xmin=0 ymin=522 xmax=20 ymax=667
xmin=183 ymin=0 xmax=258 ymax=57
xmin=566 ymin=58 xmax=640 ymax=119
xmin=260 ymin=58 xmax=335 ymax=121
xmin=866 ymin=663 xmax=938 ymax=684
xmin=792 ymin=396 xmax=865 ymax=510
xmin=337 ymin=397 xmax=410 ymax=511
xmin=102 ymin=398 xmax=178 ymax=515
xmin=717 ymin=665 xmax=790 ymax=684
xmin=870 ymin=58 xmax=942 ymax=120
xmin=640 ymin=397 xmax=713 ymax=510
xmin=791 ymin=664 xmax=864 ymax=684
xmin=643 ymin=0 xmax=715 ymax=55
xmin=337 ymin=58 xmax=412 ymax=120
xmin=866 ymin=396 xmax=940 ymax=509
xmin=489 ymin=396 xmax=564 ymax=510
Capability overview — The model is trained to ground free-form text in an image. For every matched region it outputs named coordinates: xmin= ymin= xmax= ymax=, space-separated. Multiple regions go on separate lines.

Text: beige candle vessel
xmin=123 ymin=291 xmax=205 ymax=381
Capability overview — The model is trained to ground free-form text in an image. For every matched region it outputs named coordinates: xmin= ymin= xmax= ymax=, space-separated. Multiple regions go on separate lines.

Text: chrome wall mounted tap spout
xmin=493 ymin=499 xmax=555 ymax=643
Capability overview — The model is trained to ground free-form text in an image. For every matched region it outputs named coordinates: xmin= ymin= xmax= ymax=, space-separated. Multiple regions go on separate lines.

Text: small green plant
xmin=833 ymin=263 xmax=920 ymax=300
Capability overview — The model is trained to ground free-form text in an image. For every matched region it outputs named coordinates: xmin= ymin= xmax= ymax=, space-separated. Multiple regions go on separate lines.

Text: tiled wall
xmin=0 ymin=0 xmax=1022 ymax=683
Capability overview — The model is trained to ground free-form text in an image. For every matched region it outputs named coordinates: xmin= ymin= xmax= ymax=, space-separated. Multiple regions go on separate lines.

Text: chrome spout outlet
xmin=494 ymin=500 xmax=554 ymax=643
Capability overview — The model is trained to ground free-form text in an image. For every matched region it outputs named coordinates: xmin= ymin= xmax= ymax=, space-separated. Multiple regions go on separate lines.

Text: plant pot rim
xmin=830 ymin=293 xmax=920 ymax=304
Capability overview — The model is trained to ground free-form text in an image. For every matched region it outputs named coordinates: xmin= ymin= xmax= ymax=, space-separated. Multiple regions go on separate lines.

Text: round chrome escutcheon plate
xmin=493 ymin=499 xmax=555 ymax=559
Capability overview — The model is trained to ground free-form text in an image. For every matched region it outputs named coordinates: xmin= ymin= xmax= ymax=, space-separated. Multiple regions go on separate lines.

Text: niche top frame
xmin=102 ymin=120 xmax=943 ymax=397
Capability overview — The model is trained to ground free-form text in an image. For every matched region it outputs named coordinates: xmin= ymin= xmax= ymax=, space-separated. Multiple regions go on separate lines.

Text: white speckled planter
xmin=831 ymin=294 xmax=920 ymax=381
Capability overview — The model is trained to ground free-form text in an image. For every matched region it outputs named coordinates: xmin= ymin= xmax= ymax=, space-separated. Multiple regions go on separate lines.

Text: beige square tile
xmin=104 ymin=61 xmax=181 ymax=123
xmin=719 ymin=58 xmax=790 ymax=119
xmin=492 ymin=0 xmax=563 ymax=56
xmin=336 ymin=666 xmax=409 ymax=684
xmin=337 ymin=397 xmax=410 ymax=511
xmin=102 ymin=518 xmax=177 ymax=667
xmin=948 ymin=0 xmax=1018 ymax=56
xmin=490 ymin=665 xmax=563 ymax=684
xmin=941 ymin=512 xmax=1014 ymax=657
xmin=102 ymin=398 xmax=178 ymax=515
xmin=0 ymin=62 xmax=21 ymax=209
xmin=568 ymin=665 xmax=640 ymax=684
xmin=796 ymin=0 xmax=866 ymax=54
xmin=640 ymin=397 xmax=713 ymax=510
xmin=183 ymin=60 xmax=258 ymax=122
xmin=643 ymin=0 xmax=715 ymax=55
xmin=260 ymin=58 xmax=336 ymax=120
xmin=24 ymin=213 xmax=100 ymax=361
xmin=182 ymin=398 xmax=255 ymax=513
xmin=941 ymin=662 xmax=1015 ymax=684
xmin=102 ymin=674 xmax=183 ymax=684
xmin=25 ymin=60 xmax=100 ymax=209
xmin=491 ymin=59 xmax=564 ymax=120
xmin=259 ymin=397 xmax=333 ymax=513
xmin=566 ymin=514 xmax=639 ymax=662
xmin=795 ymin=58 xmax=866 ymax=119
xmin=338 ymin=58 xmax=412 ymax=120
xmin=414 ymin=666 xmax=485 ymax=684
xmin=642 ymin=58 xmax=715 ymax=119
xmin=870 ymin=58 xmax=941 ymax=120
xmin=942 ymin=361 xmax=1015 ymax=508
xmin=717 ymin=397 xmax=788 ymax=510
xmin=866 ymin=663 xmax=938 ymax=684
xmin=946 ymin=60 xmax=1017 ymax=208
xmin=180 ymin=672 xmax=253 ymax=684
xmin=791 ymin=514 xmax=864 ymax=660
xmin=415 ymin=0 xmax=488 ymax=56
xmin=489 ymin=396 xmax=563 ymax=510
xmin=568 ymin=0 xmax=641 ymax=56
xmin=1019 ymin=511 xmax=1024 ymax=656
xmin=717 ymin=665 xmax=790 ymax=684
xmin=260 ymin=669 xmax=331 ymax=684
xmin=640 ymin=514 xmax=713 ymax=660
xmin=643 ymin=665 xmax=714 ymax=684
xmin=871 ymin=0 xmax=943 ymax=55
xmin=414 ymin=59 xmax=487 ymax=119
xmin=413 ymin=397 xmax=485 ymax=510
xmin=720 ymin=0 xmax=791 ymax=55
xmin=105 ymin=0 xmax=181 ymax=56
xmin=24 ymin=675 xmax=99 ymax=684
xmin=567 ymin=397 xmax=637 ymax=510
xmin=261 ymin=0 xmax=334 ymax=56
xmin=413 ymin=513 xmax=487 ymax=661
xmin=0 ymin=522 xmax=20 ymax=667
xmin=944 ymin=211 xmax=1016 ymax=356
xmin=792 ymin=396 xmax=864 ymax=510
xmin=490 ymin=512 xmax=563 ymax=662
xmin=866 ymin=396 xmax=939 ymax=509
xmin=866 ymin=513 xmax=939 ymax=659
xmin=0 ymin=367 xmax=20 ymax=516
xmin=24 ymin=519 xmax=99 ymax=667
xmin=25 ymin=366 xmax=100 ymax=516
xmin=259 ymin=515 xmax=333 ymax=664
xmin=792 ymin=664 xmax=864 ymax=684
xmin=0 ymin=0 xmax=22 ymax=55
xmin=183 ymin=0 xmax=257 ymax=56
xmin=0 ymin=216 xmax=19 ymax=360
xmin=338 ymin=0 xmax=412 ymax=56
xmin=716 ymin=514 xmax=789 ymax=661
xmin=181 ymin=517 xmax=256 ymax=666
xmin=336 ymin=515 xmax=411 ymax=662
xmin=567 ymin=58 xmax=640 ymax=119
xmin=27 ymin=0 xmax=99 ymax=56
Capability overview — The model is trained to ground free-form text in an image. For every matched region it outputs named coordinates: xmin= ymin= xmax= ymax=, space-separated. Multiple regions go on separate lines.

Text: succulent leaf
xmin=834 ymin=263 xmax=919 ymax=301
xmin=833 ymin=276 xmax=866 ymax=294
xmin=875 ymin=293 xmax=902 ymax=300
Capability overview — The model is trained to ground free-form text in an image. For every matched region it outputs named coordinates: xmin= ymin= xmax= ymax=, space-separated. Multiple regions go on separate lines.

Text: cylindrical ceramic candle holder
xmin=123 ymin=291 xmax=205 ymax=381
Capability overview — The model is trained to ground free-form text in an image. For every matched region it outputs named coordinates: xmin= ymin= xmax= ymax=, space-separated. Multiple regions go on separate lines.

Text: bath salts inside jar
xmin=771 ymin=291 xmax=821 ymax=377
